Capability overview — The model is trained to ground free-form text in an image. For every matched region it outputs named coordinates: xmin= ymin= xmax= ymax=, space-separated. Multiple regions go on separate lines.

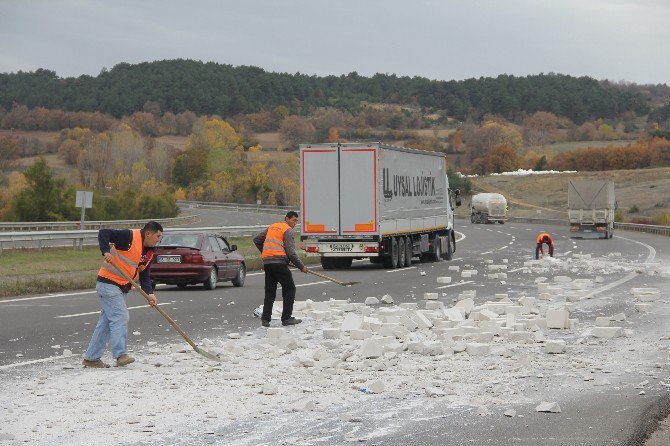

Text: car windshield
xmin=158 ymin=234 xmax=200 ymax=249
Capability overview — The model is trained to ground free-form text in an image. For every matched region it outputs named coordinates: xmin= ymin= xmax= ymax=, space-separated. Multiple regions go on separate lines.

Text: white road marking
xmin=0 ymin=355 xmax=71 ymax=371
xmin=436 ymin=280 xmax=474 ymax=289
xmin=55 ymin=302 xmax=173 ymax=319
xmin=386 ymin=267 xmax=417 ymax=273
xmin=1 ymin=290 xmax=97 ymax=303
xmin=581 ymin=234 xmax=656 ymax=299
xmin=481 ymin=251 xmax=492 ymax=255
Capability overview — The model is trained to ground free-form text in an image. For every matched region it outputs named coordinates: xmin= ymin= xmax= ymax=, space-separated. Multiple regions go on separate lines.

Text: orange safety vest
xmin=536 ymin=232 xmax=553 ymax=245
xmin=261 ymin=222 xmax=290 ymax=259
xmin=98 ymin=230 xmax=153 ymax=286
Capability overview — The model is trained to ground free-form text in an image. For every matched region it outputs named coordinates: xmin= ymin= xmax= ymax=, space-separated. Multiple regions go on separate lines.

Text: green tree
xmin=10 ymin=157 xmax=77 ymax=221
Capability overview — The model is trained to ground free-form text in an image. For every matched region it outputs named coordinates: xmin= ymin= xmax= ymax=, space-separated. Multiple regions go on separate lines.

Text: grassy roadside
xmin=0 ymin=236 xmax=321 ymax=298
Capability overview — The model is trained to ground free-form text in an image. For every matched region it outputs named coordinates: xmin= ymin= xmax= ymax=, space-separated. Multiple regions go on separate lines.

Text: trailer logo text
xmin=383 ymin=168 xmax=438 ymax=201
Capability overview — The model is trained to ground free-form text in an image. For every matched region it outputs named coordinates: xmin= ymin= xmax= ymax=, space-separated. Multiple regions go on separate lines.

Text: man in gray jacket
xmin=253 ymin=211 xmax=308 ymax=327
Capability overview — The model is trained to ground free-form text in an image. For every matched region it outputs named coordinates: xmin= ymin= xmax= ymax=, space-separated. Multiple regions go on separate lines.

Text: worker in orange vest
xmin=82 ymin=221 xmax=163 ymax=368
xmin=253 ymin=211 xmax=308 ymax=327
xmin=536 ymin=232 xmax=554 ymax=259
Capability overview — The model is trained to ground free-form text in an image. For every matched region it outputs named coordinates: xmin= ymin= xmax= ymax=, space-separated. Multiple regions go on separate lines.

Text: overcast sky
xmin=1 ymin=0 xmax=668 ymax=84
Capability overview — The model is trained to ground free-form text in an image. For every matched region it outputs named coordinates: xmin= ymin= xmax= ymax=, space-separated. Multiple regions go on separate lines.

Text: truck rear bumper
xmin=304 ymin=241 xmax=380 ymax=256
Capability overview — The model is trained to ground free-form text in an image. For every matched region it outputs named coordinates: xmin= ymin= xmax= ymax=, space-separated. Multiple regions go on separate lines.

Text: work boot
xmin=261 ymin=320 xmax=270 ymax=327
xmin=115 ymin=354 xmax=135 ymax=367
xmin=82 ymin=358 xmax=110 ymax=368
xmin=282 ymin=317 xmax=302 ymax=326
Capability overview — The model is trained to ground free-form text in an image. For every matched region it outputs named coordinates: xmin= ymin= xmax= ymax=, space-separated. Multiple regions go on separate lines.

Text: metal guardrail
xmin=0 ymin=214 xmax=200 ymax=232
xmin=506 ymin=217 xmax=670 ymax=237
xmin=0 ymin=225 xmax=272 ymax=252
xmin=178 ymin=200 xmax=294 ymax=214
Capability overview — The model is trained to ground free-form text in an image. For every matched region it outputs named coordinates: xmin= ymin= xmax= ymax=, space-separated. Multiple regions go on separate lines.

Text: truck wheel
xmin=431 ymin=238 xmax=441 ymax=262
xmin=321 ymin=257 xmax=336 ymax=270
xmin=335 ymin=258 xmax=352 ymax=269
xmin=398 ymin=237 xmax=406 ymax=268
xmin=383 ymin=237 xmax=399 ymax=269
xmin=404 ymin=237 xmax=413 ymax=267
xmin=444 ymin=234 xmax=453 ymax=261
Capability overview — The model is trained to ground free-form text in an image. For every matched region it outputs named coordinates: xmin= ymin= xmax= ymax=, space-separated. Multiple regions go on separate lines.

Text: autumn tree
xmin=279 ymin=116 xmax=315 ymax=150
xmin=462 ymin=121 xmax=523 ymax=161
xmin=523 ymin=111 xmax=559 ymax=146
xmin=0 ymin=135 xmax=21 ymax=170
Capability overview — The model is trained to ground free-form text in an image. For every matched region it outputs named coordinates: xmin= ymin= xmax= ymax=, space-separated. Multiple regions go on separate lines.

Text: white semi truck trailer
xmin=470 ymin=192 xmax=507 ymax=224
xmin=300 ymin=142 xmax=461 ymax=269
xmin=568 ymin=180 xmax=616 ymax=238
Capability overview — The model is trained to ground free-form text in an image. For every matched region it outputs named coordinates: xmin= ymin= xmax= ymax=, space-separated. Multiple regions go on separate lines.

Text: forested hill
xmin=0 ymin=59 xmax=651 ymax=123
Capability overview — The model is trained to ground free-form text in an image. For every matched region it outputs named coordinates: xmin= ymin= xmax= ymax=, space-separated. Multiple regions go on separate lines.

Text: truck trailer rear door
xmin=301 ymin=146 xmax=339 ymax=235
xmin=339 ymin=145 xmax=378 ymax=235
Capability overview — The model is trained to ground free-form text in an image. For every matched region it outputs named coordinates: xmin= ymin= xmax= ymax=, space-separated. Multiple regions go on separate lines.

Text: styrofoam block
xmin=441 ymin=308 xmax=463 ymax=322
xmin=365 ymin=296 xmax=380 ymax=305
xmin=595 ymin=317 xmax=610 ymax=327
xmin=267 ymin=328 xmax=286 ymax=339
xmin=539 ymin=293 xmax=552 ymax=301
xmin=341 ymin=313 xmax=363 ymax=331
xmin=361 ymin=307 xmax=373 ymax=317
xmin=611 ymin=313 xmax=626 ymax=321
xmin=506 ymin=313 xmax=516 ymax=327
xmin=495 ymin=293 xmax=509 ymax=300
xmin=505 ymin=306 xmax=524 ymax=316
xmin=546 ymin=309 xmax=569 ymax=329
xmin=367 ymin=380 xmax=385 ymax=394
xmin=426 ymin=301 xmax=444 ymax=310
xmin=463 ymin=269 xmax=478 ymax=276
xmin=519 ymin=296 xmax=537 ymax=308
xmin=630 ymin=287 xmax=660 ymax=297
xmin=544 ymin=340 xmax=566 ymax=354
xmin=461 ymin=271 xmax=472 ymax=278
xmin=296 ymin=351 xmax=315 ymax=367
xmin=292 ymin=399 xmax=316 ymax=411
xmin=311 ymin=310 xmax=332 ymax=321
xmin=468 ymin=332 xmax=494 ymax=343
xmin=448 ymin=265 xmax=460 ymax=272
xmin=437 ymin=277 xmax=452 ymax=284
xmin=536 ymin=401 xmax=561 ymax=413
xmin=479 ymin=309 xmax=499 ymax=321
xmin=399 ymin=303 xmax=418 ymax=310
xmin=635 ymin=303 xmax=651 ymax=312
xmin=322 ymin=328 xmax=341 ymax=339
xmin=262 ymin=384 xmax=278 ymax=395
xmin=593 ymin=327 xmax=622 ymax=338
xmin=350 ymin=329 xmax=373 ymax=340
xmin=379 ymin=323 xmax=400 ymax=337
xmin=441 ymin=327 xmax=465 ymax=340
xmin=362 ymin=316 xmax=383 ymax=331
xmin=568 ymin=318 xmax=578 ymax=330
xmin=478 ymin=321 xmax=503 ymax=335
xmin=359 ymin=337 xmax=385 ymax=358
xmin=424 ymin=292 xmax=438 ymax=300
xmin=455 ymin=298 xmax=475 ymax=314
xmin=466 ymin=343 xmax=490 ymax=356
xmin=380 ymin=294 xmax=394 ymax=304
xmin=498 ymin=273 xmax=508 ymax=279
xmin=537 ymin=283 xmax=550 ymax=293
xmin=401 ymin=315 xmax=419 ymax=331
xmin=508 ymin=331 xmax=534 ymax=343
xmin=411 ymin=311 xmax=433 ymax=329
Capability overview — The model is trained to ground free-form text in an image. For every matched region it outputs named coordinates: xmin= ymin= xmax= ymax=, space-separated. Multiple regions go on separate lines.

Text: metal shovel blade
xmin=195 ymin=346 xmax=221 ymax=362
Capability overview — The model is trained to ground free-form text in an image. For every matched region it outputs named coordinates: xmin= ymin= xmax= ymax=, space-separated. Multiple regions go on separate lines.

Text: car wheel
xmin=444 ymin=234 xmax=453 ymax=261
xmin=382 ymin=237 xmax=398 ymax=269
xmin=232 ymin=263 xmax=246 ymax=287
xmin=203 ymin=267 xmax=218 ymax=290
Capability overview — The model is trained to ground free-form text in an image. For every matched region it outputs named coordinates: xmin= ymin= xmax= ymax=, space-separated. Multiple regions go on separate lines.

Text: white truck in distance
xmin=300 ymin=142 xmax=461 ymax=269
xmin=568 ymin=180 xmax=616 ymax=239
xmin=470 ymin=192 xmax=507 ymax=224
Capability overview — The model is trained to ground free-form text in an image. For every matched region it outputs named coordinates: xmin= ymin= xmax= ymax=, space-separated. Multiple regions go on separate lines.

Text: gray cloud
xmin=0 ymin=0 xmax=668 ymax=84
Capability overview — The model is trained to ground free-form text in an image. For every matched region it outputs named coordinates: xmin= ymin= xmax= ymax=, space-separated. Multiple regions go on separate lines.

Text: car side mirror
xmin=230 ymin=244 xmax=237 ymax=252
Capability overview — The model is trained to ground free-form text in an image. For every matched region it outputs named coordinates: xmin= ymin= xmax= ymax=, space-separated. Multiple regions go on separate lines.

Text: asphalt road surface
xmin=1 ymin=211 xmax=669 ymax=445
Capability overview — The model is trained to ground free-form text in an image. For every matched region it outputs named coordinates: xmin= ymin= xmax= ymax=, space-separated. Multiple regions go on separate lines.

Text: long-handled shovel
xmin=105 ymin=257 xmax=221 ymax=362
xmin=306 ymin=269 xmax=359 ymax=286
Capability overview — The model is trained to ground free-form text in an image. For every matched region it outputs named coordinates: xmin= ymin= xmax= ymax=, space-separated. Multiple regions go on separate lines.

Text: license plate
xmin=329 ymin=243 xmax=354 ymax=252
xmin=157 ymin=255 xmax=181 ymax=263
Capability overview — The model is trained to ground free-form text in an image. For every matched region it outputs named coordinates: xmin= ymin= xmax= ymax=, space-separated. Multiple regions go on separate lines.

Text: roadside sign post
xmin=75 ymin=191 xmax=93 ymax=249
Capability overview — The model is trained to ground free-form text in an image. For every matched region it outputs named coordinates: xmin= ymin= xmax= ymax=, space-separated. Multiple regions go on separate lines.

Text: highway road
xmin=0 ymin=210 xmax=668 ymax=445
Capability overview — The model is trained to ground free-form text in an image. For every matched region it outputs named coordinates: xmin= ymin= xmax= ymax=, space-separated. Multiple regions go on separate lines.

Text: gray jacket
xmin=253 ymin=226 xmax=305 ymax=270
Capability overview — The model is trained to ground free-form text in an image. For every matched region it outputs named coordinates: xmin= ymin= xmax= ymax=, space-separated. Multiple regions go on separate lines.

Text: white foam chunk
xmin=466 ymin=343 xmax=490 ymax=356
xmin=423 ymin=292 xmax=438 ymax=300
xmin=536 ymin=401 xmax=561 ymax=413
xmin=545 ymin=340 xmax=566 ymax=354
xmin=437 ymin=277 xmax=452 ymax=284
xmin=593 ymin=327 xmax=622 ymax=338
xmin=546 ymin=309 xmax=569 ymax=329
